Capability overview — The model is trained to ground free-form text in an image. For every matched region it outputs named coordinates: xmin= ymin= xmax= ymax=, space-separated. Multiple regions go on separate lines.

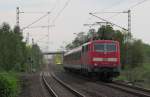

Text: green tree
xmin=129 ymin=39 xmax=144 ymax=68
xmin=97 ymin=25 xmax=114 ymax=40
xmin=0 ymin=22 xmax=43 ymax=72
xmin=142 ymin=43 xmax=150 ymax=63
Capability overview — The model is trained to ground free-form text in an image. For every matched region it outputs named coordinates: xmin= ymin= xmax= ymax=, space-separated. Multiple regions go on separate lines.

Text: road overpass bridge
xmin=43 ymin=51 xmax=65 ymax=55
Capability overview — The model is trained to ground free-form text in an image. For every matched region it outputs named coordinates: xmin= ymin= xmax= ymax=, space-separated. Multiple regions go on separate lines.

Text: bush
xmin=0 ymin=73 xmax=19 ymax=97
xmin=115 ymin=64 xmax=150 ymax=89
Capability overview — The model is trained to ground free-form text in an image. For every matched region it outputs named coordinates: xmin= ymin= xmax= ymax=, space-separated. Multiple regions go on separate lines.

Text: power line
xmin=129 ymin=0 xmax=149 ymax=9
xmin=52 ymin=0 xmax=71 ymax=24
xmin=47 ymin=0 xmax=71 ymax=52
xmin=82 ymin=1 xmax=124 ymax=32
xmin=25 ymin=25 xmax=55 ymax=29
xmin=22 ymin=12 xmax=50 ymax=30
xmin=50 ymin=0 xmax=60 ymax=13
xmin=91 ymin=0 xmax=149 ymax=20
xmin=19 ymin=11 xmax=50 ymax=14
xmin=103 ymin=0 xmax=123 ymax=10
xmin=89 ymin=13 xmax=128 ymax=31
xmin=36 ymin=35 xmax=48 ymax=43
xmin=93 ymin=0 xmax=126 ymax=14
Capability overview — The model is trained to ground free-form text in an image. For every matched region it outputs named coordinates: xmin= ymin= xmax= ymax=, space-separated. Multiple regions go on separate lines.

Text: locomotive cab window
xmin=94 ymin=43 xmax=105 ymax=52
xmin=94 ymin=43 xmax=116 ymax=52
xmin=106 ymin=44 xmax=116 ymax=52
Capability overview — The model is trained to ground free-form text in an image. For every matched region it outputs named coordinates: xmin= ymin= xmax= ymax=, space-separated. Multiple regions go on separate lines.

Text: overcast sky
xmin=0 ymin=0 xmax=150 ymax=52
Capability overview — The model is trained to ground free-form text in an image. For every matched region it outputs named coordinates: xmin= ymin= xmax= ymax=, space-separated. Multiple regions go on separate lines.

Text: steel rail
xmin=51 ymin=73 xmax=85 ymax=97
xmin=42 ymin=73 xmax=58 ymax=97
xmin=99 ymin=82 xmax=150 ymax=97
xmin=113 ymin=81 xmax=150 ymax=93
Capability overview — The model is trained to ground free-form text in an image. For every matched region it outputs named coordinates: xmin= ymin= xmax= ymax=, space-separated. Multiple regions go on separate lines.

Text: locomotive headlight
xmin=93 ymin=58 xmax=103 ymax=61
xmin=94 ymin=63 xmax=98 ymax=66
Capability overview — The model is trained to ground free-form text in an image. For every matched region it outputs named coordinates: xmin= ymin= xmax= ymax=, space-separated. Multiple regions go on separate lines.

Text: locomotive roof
xmin=64 ymin=40 xmax=118 ymax=56
xmin=64 ymin=46 xmax=82 ymax=56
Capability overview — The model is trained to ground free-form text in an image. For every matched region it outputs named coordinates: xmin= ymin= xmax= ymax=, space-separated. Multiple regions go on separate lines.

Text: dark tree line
xmin=0 ymin=23 xmax=43 ymax=72
xmin=66 ymin=25 xmax=145 ymax=69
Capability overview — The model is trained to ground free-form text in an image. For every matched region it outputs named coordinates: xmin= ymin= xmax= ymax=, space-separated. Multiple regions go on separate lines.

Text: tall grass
xmin=0 ymin=72 xmax=20 ymax=97
xmin=116 ymin=63 xmax=150 ymax=89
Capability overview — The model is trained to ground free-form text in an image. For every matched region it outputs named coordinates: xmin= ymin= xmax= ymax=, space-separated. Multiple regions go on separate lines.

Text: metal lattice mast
xmin=128 ymin=10 xmax=131 ymax=39
xmin=16 ymin=7 xmax=20 ymax=27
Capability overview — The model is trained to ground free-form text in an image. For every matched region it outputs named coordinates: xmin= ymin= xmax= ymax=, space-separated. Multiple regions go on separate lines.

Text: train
xmin=54 ymin=54 xmax=63 ymax=65
xmin=63 ymin=40 xmax=121 ymax=81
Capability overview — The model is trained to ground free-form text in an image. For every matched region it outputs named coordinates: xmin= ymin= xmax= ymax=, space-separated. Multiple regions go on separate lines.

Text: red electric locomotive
xmin=64 ymin=40 xmax=120 ymax=80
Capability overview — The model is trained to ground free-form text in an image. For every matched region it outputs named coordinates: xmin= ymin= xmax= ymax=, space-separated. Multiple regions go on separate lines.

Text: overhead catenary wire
xmin=22 ymin=12 xmax=50 ymax=30
xmin=24 ymin=25 xmax=55 ymax=29
xmin=89 ymin=13 xmax=128 ymax=31
xmin=91 ymin=0 xmax=149 ymax=21
xmin=17 ymin=1 xmax=61 ymax=52
xmin=102 ymin=0 xmax=123 ymax=10
xmin=22 ymin=0 xmax=59 ymax=49
xmin=81 ymin=1 xmax=122 ymax=31
xmin=19 ymin=11 xmax=50 ymax=14
xmin=129 ymin=0 xmax=149 ymax=9
xmin=93 ymin=0 xmax=126 ymax=14
xmin=50 ymin=0 xmax=60 ymax=13
xmin=52 ymin=0 xmax=71 ymax=24
xmin=89 ymin=0 xmax=149 ymax=33
xmin=45 ymin=0 xmax=71 ymax=51
xmin=82 ymin=0 xmax=127 ymax=31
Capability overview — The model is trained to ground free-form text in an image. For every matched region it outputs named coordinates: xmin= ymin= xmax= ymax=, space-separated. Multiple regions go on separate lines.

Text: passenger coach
xmin=63 ymin=40 xmax=120 ymax=80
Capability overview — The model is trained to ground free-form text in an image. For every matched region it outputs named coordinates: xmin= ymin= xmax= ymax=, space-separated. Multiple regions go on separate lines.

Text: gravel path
xmin=18 ymin=73 xmax=51 ymax=97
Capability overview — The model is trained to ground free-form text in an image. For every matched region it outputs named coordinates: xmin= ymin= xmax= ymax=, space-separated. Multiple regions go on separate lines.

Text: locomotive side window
xmin=82 ymin=46 xmax=84 ymax=52
xmin=85 ymin=45 xmax=88 ymax=52
xmin=82 ymin=45 xmax=88 ymax=53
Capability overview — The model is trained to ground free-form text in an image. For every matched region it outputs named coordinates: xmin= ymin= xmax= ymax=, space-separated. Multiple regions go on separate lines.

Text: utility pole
xmin=32 ymin=38 xmax=34 ymax=45
xmin=47 ymin=12 xmax=50 ymax=52
xmin=128 ymin=10 xmax=131 ymax=39
xmin=26 ymin=32 xmax=29 ymax=44
xmin=31 ymin=38 xmax=34 ymax=72
xmin=126 ymin=10 xmax=131 ymax=74
xmin=16 ymin=7 xmax=20 ymax=27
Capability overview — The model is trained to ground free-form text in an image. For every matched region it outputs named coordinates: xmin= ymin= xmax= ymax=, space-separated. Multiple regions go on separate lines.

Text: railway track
xmin=66 ymin=71 xmax=150 ymax=97
xmin=62 ymin=71 xmax=150 ymax=97
xmin=42 ymin=73 xmax=58 ymax=97
xmin=100 ymin=81 xmax=150 ymax=97
xmin=113 ymin=81 xmax=150 ymax=93
xmin=42 ymin=72 xmax=85 ymax=97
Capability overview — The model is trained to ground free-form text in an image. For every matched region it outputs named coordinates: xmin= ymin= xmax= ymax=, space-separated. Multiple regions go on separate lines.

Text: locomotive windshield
xmin=94 ymin=43 xmax=116 ymax=52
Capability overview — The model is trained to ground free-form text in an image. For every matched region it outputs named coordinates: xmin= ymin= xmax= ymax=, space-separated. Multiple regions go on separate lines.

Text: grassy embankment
xmin=116 ymin=63 xmax=150 ymax=89
xmin=0 ymin=71 xmax=20 ymax=97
